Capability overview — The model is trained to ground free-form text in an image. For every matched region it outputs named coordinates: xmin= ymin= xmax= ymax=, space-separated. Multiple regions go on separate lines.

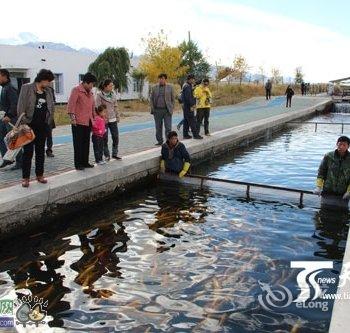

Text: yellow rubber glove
xmin=179 ymin=162 xmax=190 ymax=178
xmin=316 ymin=178 xmax=324 ymax=188
xmin=343 ymin=184 xmax=350 ymax=200
xmin=314 ymin=178 xmax=324 ymax=195
xmin=160 ymin=160 xmax=165 ymax=173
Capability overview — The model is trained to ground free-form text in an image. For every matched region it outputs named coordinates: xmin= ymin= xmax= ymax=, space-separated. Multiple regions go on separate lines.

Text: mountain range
xmin=0 ymin=32 xmax=99 ymax=55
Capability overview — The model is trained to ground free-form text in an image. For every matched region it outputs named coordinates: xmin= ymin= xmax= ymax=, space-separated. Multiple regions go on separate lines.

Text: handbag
xmin=5 ymin=113 xmax=35 ymax=150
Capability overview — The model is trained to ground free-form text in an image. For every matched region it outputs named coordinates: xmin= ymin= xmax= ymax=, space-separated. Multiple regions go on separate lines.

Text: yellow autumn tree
xmin=139 ymin=31 xmax=188 ymax=83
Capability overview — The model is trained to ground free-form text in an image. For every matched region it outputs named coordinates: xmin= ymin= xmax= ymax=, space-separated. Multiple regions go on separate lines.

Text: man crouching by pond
xmin=160 ymin=131 xmax=191 ymax=178
xmin=315 ymin=136 xmax=350 ymax=207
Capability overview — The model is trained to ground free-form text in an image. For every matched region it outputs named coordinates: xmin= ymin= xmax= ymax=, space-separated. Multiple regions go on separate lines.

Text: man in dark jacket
xmin=160 ymin=131 xmax=191 ymax=177
xmin=182 ymin=74 xmax=202 ymax=140
xmin=265 ymin=79 xmax=272 ymax=100
xmin=285 ymin=85 xmax=294 ymax=107
xmin=0 ymin=69 xmax=22 ymax=169
xmin=314 ymin=136 xmax=350 ymax=205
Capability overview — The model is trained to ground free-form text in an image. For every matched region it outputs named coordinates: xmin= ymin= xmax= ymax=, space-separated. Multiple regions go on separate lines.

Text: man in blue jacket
xmin=0 ymin=69 xmax=22 ymax=169
xmin=182 ymin=74 xmax=203 ymax=140
xmin=160 ymin=131 xmax=191 ymax=177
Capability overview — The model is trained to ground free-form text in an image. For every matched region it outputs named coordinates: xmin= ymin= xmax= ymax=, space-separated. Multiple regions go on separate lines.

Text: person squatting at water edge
xmin=159 ymin=131 xmax=191 ymax=178
xmin=314 ymin=135 xmax=350 ymax=208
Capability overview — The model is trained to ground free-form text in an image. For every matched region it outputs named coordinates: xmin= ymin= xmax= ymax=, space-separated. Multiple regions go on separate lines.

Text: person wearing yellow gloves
xmin=194 ymin=78 xmax=212 ymax=136
xmin=160 ymin=131 xmax=191 ymax=178
xmin=314 ymin=136 xmax=350 ymax=204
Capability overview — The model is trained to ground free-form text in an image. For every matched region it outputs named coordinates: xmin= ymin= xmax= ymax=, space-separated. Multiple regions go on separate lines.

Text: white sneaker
xmin=97 ymin=161 xmax=106 ymax=165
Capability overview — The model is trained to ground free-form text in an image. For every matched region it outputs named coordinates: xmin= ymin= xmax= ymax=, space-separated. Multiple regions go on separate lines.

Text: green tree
xmin=232 ymin=55 xmax=249 ymax=85
xmin=178 ymin=39 xmax=210 ymax=84
xmin=295 ymin=66 xmax=304 ymax=84
xmin=88 ymin=47 xmax=130 ymax=90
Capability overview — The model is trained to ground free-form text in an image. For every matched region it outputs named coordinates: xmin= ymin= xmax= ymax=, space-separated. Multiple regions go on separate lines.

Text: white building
xmin=0 ymin=44 xmax=149 ymax=103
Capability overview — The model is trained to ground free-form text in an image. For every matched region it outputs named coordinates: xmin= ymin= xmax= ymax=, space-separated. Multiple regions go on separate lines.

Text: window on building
xmin=54 ymin=74 xmax=63 ymax=94
xmin=133 ymin=78 xmax=142 ymax=93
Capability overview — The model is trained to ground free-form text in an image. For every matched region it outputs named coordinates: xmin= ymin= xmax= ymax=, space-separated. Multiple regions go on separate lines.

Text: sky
xmin=1 ymin=0 xmax=349 ymax=82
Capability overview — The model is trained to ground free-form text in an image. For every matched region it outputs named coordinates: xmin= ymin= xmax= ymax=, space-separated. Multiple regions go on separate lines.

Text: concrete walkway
xmin=0 ymin=95 xmax=330 ymax=189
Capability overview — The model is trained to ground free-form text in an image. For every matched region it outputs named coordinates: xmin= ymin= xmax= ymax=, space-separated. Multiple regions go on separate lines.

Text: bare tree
xmin=232 ymin=55 xmax=249 ymax=85
xmin=271 ymin=67 xmax=282 ymax=84
xmin=259 ymin=65 xmax=265 ymax=85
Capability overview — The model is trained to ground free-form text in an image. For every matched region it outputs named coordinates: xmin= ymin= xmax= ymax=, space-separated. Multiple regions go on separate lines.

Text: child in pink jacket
xmin=92 ymin=105 xmax=107 ymax=165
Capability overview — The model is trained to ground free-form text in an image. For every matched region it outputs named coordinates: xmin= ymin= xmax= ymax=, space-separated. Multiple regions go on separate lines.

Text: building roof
xmin=329 ymin=76 xmax=350 ymax=84
xmin=0 ymin=44 xmax=97 ymax=73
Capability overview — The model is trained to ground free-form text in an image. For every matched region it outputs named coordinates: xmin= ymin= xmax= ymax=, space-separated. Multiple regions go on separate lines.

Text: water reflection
xmin=70 ymin=223 xmax=129 ymax=298
xmin=4 ymin=237 xmax=71 ymax=328
xmin=150 ymin=184 xmax=210 ymax=240
xmin=313 ymin=206 xmax=349 ymax=261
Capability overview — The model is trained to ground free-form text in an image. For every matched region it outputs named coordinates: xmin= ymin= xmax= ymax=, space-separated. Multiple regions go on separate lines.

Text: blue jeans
xmin=104 ymin=122 xmax=119 ymax=157
xmin=0 ymin=120 xmax=22 ymax=167
xmin=92 ymin=134 xmax=104 ymax=163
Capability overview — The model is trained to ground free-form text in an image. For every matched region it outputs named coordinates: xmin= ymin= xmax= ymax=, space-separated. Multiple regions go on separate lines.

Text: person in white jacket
xmin=95 ymin=79 xmax=121 ymax=160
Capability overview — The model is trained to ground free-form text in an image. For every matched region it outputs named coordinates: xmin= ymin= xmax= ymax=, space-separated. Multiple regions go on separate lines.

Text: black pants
xmin=265 ymin=89 xmax=271 ymax=100
xmin=72 ymin=124 xmax=91 ymax=168
xmin=22 ymin=125 xmax=47 ymax=179
xmin=92 ymin=134 xmax=104 ymax=163
xmin=196 ymin=108 xmax=210 ymax=135
xmin=183 ymin=107 xmax=198 ymax=137
xmin=286 ymin=96 xmax=292 ymax=107
xmin=46 ymin=126 xmax=53 ymax=152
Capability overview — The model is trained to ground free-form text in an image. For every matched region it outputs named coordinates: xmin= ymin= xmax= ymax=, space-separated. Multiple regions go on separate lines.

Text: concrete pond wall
xmin=0 ymin=100 xmax=331 ymax=239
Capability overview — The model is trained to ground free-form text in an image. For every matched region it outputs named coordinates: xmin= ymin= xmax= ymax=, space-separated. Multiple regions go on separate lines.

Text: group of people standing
xmin=264 ymin=79 xmax=295 ymax=108
xmin=301 ymin=82 xmax=310 ymax=96
xmin=3 ymin=69 xmax=342 ymax=196
xmin=67 ymin=74 xmax=121 ymax=171
xmin=0 ymin=70 xmax=122 ymax=187
xmin=150 ymin=73 xmax=212 ymax=146
xmin=0 ymin=69 xmax=57 ymax=187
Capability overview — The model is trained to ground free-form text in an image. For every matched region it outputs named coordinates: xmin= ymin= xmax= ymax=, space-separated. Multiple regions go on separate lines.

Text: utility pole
xmin=188 ymin=31 xmax=191 ymax=42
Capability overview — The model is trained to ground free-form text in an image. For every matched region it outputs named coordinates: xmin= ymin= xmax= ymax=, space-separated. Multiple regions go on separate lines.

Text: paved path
xmin=0 ymin=95 xmax=330 ymax=188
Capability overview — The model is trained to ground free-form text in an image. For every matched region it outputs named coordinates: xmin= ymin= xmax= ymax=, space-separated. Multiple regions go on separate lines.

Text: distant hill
xmin=0 ymin=32 xmax=99 ymax=55
xmin=24 ymin=42 xmax=98 ymax=55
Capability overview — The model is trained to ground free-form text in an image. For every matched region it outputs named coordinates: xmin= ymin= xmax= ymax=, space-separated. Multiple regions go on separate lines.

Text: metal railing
xmin=160 ymin=173 xmax=316 ymax=207
xmin=287 ymin=121 xmax=350 ymax=133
